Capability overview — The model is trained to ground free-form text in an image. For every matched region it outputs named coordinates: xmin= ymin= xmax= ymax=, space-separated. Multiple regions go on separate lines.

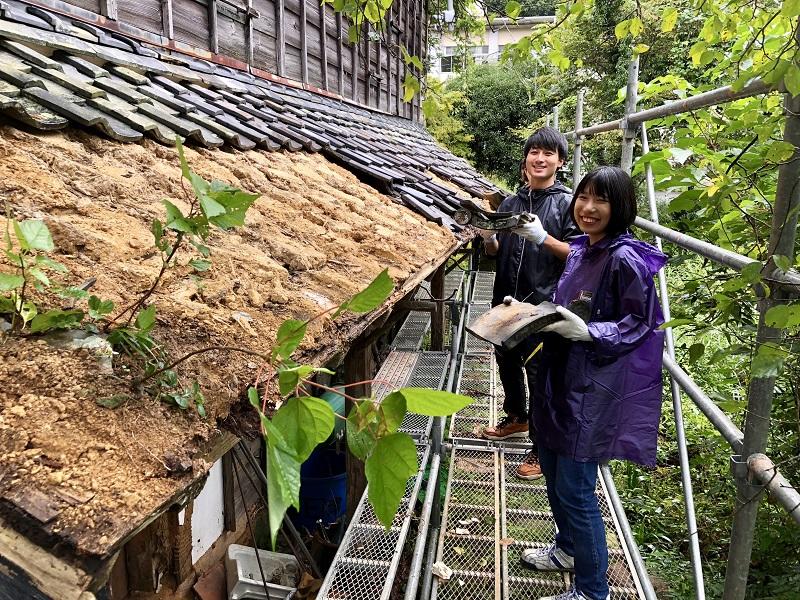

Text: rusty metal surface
xmin=465 ymin=301 xmax=561 ymax=350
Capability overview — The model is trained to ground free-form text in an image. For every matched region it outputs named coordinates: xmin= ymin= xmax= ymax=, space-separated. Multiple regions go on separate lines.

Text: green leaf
xmin=782 ymin=0 xmax=800 ymax=18
xmin=206 ymin=182 xmax=259 ymax=230
xmin=365 ymin=432 xmax=417 ymax=528
xmin=766 ymin=141 xmax=796 ymax=163
xmin=248 ymin=386 xmax=261 ymax=411
xmin=765 ymin=305 xmax=790 ymax=328
xmin=96 ymin=394 xmax=130 ymax=409
xmin=783 ymin=65 xmax=800 ymax=96
xmin=661 ymin=7 xmax=678 ymax=32
xmin=274 ymin=319 xmax=307 ymax=359
xmin=740 ymin=262 xmax=763 ymax=284
xmin=773 ymin=255 xmax=791 ymax=272
xmin=189 ymin=259 xmax=212 ymax=272
xmin=88 ymin=295 xmax=115 ymax=319
xmin=751 ymin=343 xmax=785 ymax=378
xmin=264 ymin=418 xmax=302 ymax=549
xmin=400 ymin=388 xmax=472 ymax=416
xmin=669 ymin=147 xmax=693 ymax=165
xmin=633 ymin=44 xmax=650 ymax=55
xmin=35 ymin=256 xmax=67 ymax=273
xmin=28 ymin=267 xmax=50 ymax=287
xmin=403 ymin=73 xmax=420 ymax=103
xmin=336 ymin=269 xmax=393 ymax=316
xmin=380 ymin=391 xmax=407 ymax=434
xmin=30 ymin=309 xmax=84 ymax=333
xmin=135 ymin=305 xmax=157 ymax=333
xmin=364 ymin=0 xmax=379 ymax=22
xmin=628 ymin=17 xmax=643 ymax=37
xmin=614 ymin=19 xmax=629 ymax=40
xmin=688 ymin=342 xmax=705 ymax=364
xmin=0 ymin=273 xmax=24 ymax=291
xmin=347 ymin=401 xmax=380 ymax=461
xmin=505 ymin=0 xmax=521 ymax=19
xmin=272 ymin=396 xmax=335 ymax=461
xmin=659 ymin=318 xmax=694 ymax=330
xmin=162 ymin=200 xmax=192 ymax=233
xmin=14 ymin=220 xmax=53 ymax=252
xmin=348 ymin=24 xmax=360 ymax=43
xmin=199 ymin=194 xmax=226 ymax=218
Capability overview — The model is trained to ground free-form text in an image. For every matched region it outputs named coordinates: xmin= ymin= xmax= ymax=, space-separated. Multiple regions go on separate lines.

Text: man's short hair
xmin=523 ymin=127 xmax=568 ymax=162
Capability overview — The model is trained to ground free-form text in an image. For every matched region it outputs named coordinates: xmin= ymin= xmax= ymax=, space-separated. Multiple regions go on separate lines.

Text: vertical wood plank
xmin=222 ymin=451 xmax=236 ymax=532
xmin=246 ymin=0 xmax=254 ymax=66
xmin=299 ymin=0 xmax=308 ymax=83
xmin=403 ymin=0 xmax=410 ymax=118
xmin=376 ymin=19 xmax=382 ymax=111
xmin=364 ymin=23 xmax=370 ymax=107
xmin=430 ymin=266 xmax=445 ymax=351
xmin=385 ymin=5 xmax=392 ymax=111
xmin=319 ymin=3 xmax=328 ymax=90
xmin=161 ymin=0 xmax=174 ymax=39
xmin=100 ymin=0 xmax=117 ymax=20
xmin=344 ymin=344 xmax=374 ymax=523
xmin=337 ymin=12 xmax=344 ymax=92
xmin=351 ymin=28 xmax=358 ymax=101
xmin=276 ymin=0 xmax=285 ymax=76
xmin=395 ymin=0 xmax=402 ymax=115
xmin=208 ymin=0 xmax=218 ymax=54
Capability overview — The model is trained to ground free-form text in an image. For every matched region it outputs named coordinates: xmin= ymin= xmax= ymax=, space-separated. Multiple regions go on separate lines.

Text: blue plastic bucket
xmin=288 ymin=446 xmax=347 ymax=530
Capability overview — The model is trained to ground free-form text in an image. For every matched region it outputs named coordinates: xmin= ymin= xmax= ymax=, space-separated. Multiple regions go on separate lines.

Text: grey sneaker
xmin=520 ymin=543 xmax=575 ymax=572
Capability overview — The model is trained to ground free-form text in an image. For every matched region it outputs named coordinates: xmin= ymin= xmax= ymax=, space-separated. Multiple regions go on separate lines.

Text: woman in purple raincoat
xmin=519 ymin=166 xmax=667 ymax=600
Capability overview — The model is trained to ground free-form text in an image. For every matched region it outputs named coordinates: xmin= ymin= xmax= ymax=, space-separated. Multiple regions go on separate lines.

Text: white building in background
xmin=429 ymin=15 xmax=555 ymax=80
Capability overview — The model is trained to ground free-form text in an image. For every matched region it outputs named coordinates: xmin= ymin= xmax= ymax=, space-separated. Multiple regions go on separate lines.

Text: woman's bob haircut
xmin=569 ymin=166 xmax=637 ymax=238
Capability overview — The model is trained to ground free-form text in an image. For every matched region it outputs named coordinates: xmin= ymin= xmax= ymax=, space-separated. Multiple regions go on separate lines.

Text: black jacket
xmin=491 ymin=181 xmax=581 ymax=307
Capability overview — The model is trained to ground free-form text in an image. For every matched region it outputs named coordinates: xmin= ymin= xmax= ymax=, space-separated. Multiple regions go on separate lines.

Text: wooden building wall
xmin=28 ymin=0 xmax=425 ymax=120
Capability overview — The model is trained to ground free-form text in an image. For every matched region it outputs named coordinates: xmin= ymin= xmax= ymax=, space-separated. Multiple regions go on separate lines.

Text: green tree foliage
xmin=481 ymin=0 xmax=556 ymax=17
xmin=422 ymin=78 xmax=475 ymax=161
xmin=446 ymin=63 xmax=541 ymax=185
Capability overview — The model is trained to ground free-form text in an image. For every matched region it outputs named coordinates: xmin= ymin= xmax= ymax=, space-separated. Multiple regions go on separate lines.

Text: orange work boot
xmin=516 ymin=451 xmax=543 ymax=480
xmin=482 ymin=415 xmax=528 ymax=441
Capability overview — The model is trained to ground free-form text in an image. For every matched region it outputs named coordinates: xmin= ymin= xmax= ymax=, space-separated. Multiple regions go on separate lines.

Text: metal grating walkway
xmin=393 ymin=311 xmax=432 ymax=350
xmin=471 ymin=271 xmax=495 ymax=303
xmin=432 ymin=444 xmax=642 ymax=600
xmin=317 ymin=445 xmax=431 ymax=600
xmin=465 ymin=302 xmax=494 ymax=354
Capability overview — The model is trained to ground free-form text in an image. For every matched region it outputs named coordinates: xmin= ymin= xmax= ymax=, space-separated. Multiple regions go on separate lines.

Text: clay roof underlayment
xmin=0 ymin=3 xmax=501 ymax=597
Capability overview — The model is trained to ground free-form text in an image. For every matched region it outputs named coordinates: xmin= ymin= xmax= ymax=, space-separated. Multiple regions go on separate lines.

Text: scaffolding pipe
xmin=566 ymin=77 xmax=772 ymax=139
xmin=572 ymin=89 xmax=584 ymax=189
xmin=620 ymin=54 xmax=640 ymax=173
xmin=662 ymin=355 xmax=744 ymax=452
xmin=635 ymin=217 xmax=800 ymax=289
xmin=552 ymin=104 xmax=559 ymax=130
xmin=724 ymin=33 xmax=800 ymax=598
xmin=641 ymin=124 xmax=705 ymax=600
xmin=599 ymin=465 xmax=658 ymax=600
xmin=403 ymin=453 xmax=441 ymax=600
xmin=748 ymin=454 xmax=800 ymax=524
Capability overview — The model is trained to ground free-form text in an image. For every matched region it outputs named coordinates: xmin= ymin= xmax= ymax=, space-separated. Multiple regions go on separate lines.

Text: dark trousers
xmin=538 ymin=445 xmax=609 ymax=600
xmin=495 ymin=334 xmax=540 ymax=445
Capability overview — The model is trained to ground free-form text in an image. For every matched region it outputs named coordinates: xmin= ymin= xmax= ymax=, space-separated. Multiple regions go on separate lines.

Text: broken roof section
xmin=0 ymin=0 xmax=499 ymax=230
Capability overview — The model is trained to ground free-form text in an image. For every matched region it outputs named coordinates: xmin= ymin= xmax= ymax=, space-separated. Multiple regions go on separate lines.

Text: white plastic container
xmin=225 ymin=544 xmax=300 ymax=600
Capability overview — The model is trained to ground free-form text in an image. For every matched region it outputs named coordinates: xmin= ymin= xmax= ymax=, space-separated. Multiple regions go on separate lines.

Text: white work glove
xmin=541 ymin=305 xmax=591 ymax=341
xmin=513 ymin=215 xmax=547 ymax=246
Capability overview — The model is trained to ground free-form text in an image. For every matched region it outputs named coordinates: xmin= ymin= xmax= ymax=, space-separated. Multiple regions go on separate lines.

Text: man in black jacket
xmin=481 ymin=127 xmax=580 ymax=479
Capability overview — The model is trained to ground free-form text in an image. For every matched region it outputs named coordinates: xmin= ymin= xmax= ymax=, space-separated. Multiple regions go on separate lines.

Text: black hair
xmin=518 ymin=158 xmax=527 ymax=185
xmin=523 ymin=126 xmax=568 ymax=162
xmin=570 ymin=166 xmax=637 ymax=238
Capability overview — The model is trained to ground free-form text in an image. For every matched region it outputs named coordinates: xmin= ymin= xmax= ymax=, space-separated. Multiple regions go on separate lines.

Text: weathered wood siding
xmin=29 ymin=0 xmax=425 ymax=119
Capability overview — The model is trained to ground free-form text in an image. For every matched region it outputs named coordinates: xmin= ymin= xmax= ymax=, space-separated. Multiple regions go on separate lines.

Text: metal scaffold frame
xmin=550 ymin=21 xmax=800 ymax=598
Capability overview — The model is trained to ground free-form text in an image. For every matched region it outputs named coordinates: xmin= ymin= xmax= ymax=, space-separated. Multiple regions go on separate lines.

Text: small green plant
xmin=243 ymin=269 xmax=473 ymax=547
xmin=0 ymin=213 xmax=115 ymax=334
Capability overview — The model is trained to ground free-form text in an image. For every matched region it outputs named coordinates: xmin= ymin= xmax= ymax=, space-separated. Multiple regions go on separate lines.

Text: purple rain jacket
xmin=532 ymin=233 xmax=668 ymax=467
